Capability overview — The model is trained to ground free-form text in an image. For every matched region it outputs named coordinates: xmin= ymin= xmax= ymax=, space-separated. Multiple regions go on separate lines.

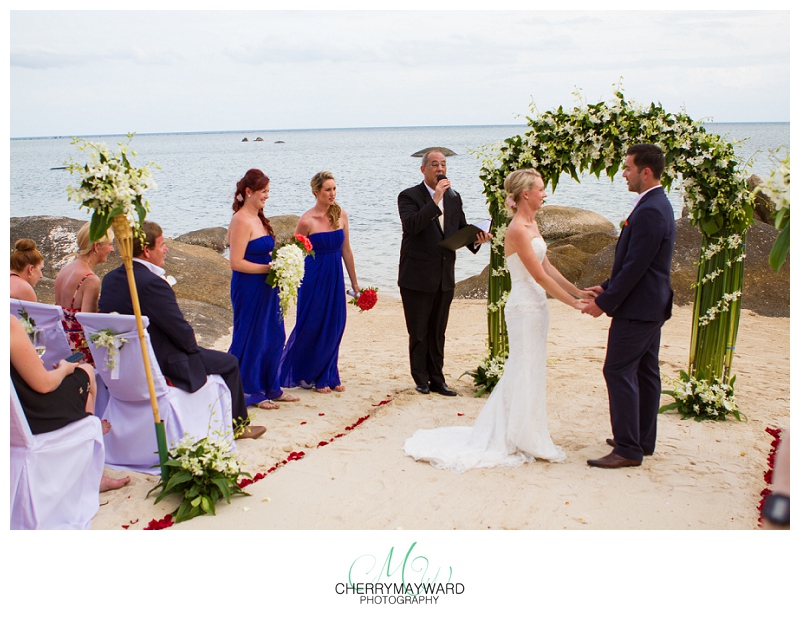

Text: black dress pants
xmin=400 ymin=286 xmax=454 ymax=387
xmin=603 ymin=317 xmax=664 ymax=461
xmin=198 ymin=347 xmax=249 ymax=427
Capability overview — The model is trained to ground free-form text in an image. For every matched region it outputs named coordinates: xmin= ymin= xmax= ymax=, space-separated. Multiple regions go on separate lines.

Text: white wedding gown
xmin=404 ymin=236 xmax=566 ymax=473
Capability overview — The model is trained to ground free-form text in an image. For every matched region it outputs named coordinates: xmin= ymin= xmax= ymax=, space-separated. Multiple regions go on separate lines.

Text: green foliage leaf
xmin=769 ymin=221 xmax=790 ymax=272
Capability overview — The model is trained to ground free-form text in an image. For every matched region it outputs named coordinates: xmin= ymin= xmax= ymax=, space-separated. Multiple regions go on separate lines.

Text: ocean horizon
xmin=11 ymin=122 xmax=790 ymax=297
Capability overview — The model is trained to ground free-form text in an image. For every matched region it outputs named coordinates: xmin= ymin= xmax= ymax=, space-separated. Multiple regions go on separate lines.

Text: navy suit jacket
xmin=98 ymin=262 xmax=208 ymax=393
xmin=397 ymin=181 xmax=479 ymax=292
xmin=595 ymin=186 xmax=676 ymax=321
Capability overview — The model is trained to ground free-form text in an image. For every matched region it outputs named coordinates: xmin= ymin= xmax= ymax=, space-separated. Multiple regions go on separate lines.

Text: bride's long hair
xmin=504 ymin=168 xmax=543 ymax=215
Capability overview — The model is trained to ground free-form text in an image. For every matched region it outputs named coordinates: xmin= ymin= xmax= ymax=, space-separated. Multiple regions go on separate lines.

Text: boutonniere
xmin=619 ymin=219 xmax=629 ymax=230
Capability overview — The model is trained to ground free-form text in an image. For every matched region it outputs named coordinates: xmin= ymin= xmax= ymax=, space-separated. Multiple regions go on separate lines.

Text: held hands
xmin=581 ymin=298 xmax=604 ymax=318
xmin=53 ymin=359 xmax=79 ymax=373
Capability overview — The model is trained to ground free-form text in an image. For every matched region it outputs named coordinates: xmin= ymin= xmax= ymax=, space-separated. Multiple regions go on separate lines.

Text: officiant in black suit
xmin=582 ymin=144 xmax=676 ymax=468
xmin=398 ymin=150 xmax=490 ymax=396
xmin=98 ymin=220 xmax=265 ymax=440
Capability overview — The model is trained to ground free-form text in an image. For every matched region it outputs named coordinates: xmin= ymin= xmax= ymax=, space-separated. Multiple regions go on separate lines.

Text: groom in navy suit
xmin=99 ymin=221 xmax=265 ymax=440
xmin=582 ymin=144 xmax=676 ymax=468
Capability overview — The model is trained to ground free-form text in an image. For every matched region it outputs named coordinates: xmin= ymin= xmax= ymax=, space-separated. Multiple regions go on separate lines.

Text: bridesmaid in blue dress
xmin=228 ymin=169 xmax=300 ymax=410
xmin=280 ymin=171 xmax=360 ymax=393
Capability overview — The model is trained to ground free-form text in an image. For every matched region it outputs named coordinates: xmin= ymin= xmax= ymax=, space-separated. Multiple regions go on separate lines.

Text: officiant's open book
xmin=438 ymin=218 xmax=492 ymax=251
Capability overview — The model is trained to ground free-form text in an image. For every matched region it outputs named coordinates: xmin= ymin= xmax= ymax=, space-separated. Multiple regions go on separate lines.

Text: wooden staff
xmin=111 ymin=215 xmax=169 ymax=480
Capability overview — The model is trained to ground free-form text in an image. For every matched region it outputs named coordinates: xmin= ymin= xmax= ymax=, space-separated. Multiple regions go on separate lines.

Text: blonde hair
xmin=311 ymin=171 xmax=341 ymax=228
xmin=503 ymin=168 xmax=543 ymax=210
xmin=76 ymin=222 xmax=114 ymax=257
xmin=10 ymin=238 xmax=44 ymax=272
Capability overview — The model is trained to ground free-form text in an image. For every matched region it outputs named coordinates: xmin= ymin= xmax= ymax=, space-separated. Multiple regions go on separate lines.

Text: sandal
xmin=274 ymin=392 xmax=300 ymax=402
xmin=256 ymin=400 xmax=280 ymax=410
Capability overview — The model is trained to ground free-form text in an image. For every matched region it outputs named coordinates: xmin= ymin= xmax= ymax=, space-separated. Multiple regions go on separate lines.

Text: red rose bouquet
xmin=349 ymin=287 xmax=378 ymax=312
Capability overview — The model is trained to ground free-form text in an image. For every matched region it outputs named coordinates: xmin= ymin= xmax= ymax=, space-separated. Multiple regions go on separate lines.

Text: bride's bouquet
xmin=267 ymin=234 xmax=315 ymax=316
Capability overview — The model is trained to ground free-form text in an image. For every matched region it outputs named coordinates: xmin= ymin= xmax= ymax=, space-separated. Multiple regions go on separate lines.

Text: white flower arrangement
xmin=88 ymin=328 xmax=128 ymax=376
xmin=65 ymin=133 xmax=158 ymax=241
xmin=269 ymin=244 xmax=307 ymax=316
xmin=660 ymin=370 xmax=743 ymax=422
xmin=147 ymin=433 xmax=251 ymax=523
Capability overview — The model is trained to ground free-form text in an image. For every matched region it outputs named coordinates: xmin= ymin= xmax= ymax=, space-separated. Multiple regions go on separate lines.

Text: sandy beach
xmin=88 ymin=297 xmax=789 ymax=531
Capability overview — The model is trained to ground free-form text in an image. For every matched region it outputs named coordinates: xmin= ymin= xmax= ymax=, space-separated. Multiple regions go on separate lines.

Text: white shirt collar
xmin=632 ymin=184 xmax=661 ymax=208
xmin=133 ymin=257 xmax=167 ymax=278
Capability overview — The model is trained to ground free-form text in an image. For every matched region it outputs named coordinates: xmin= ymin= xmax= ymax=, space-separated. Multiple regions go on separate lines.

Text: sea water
xmin=10 ymin=123 xmax=789 ymax=296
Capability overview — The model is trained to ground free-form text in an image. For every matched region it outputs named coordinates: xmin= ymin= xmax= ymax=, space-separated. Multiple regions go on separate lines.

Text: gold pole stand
xmin=110 ymin=215 xmax=169 ymax=479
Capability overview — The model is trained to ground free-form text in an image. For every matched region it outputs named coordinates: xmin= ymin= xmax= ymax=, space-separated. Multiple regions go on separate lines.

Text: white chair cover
xmin=9 ymin=298 xmax=111 ymax=419
xmin=10 ymin=299 xmax=73 ymax=369
xmin=10 ymin=379 xmax=104 ymax=530
xmin=77 ymin=313 xmax=234 ymax=473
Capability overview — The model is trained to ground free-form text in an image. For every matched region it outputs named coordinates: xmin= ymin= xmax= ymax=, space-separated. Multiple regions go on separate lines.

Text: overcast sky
xmin=8 ymin=8 xmax=791 ymax=137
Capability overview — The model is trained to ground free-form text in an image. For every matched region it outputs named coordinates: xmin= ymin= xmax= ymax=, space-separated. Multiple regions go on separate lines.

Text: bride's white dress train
xmin=404 ymin=236 xmax=566 ymax=473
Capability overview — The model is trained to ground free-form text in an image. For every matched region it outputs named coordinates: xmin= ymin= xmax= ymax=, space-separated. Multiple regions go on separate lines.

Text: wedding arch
xmin=472 ymin=90 xmax=754 ymax=415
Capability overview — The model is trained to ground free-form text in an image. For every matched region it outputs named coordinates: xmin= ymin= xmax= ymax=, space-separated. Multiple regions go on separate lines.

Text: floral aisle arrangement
xmin=473 ymin=86 xmax=754 ymax=401
xmin=461 ymin=354 xmax=506 ymax=398
xmin=349 ymin=287 xmax=379 ymax=312
xmin=267 ymin=234 xmax=315 ymax=316
xmin=658 ymin=370 xmax=743 ymax=422
xmin=65 ymin=133 xmax=158 ymax=242
xmin=756 ymin=152 xmax=790 ymax=272
xmin=88 ymin=328 xmax=128 ymax=375
xmin=16 ymin=305 xmax=35 ymax=337
xmin=147 ymin=434 xmax=251 ymax=523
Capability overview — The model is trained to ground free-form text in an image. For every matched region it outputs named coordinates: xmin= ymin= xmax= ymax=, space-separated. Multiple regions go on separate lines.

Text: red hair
xmin=232 ymin=169 xmax=274 ymax=236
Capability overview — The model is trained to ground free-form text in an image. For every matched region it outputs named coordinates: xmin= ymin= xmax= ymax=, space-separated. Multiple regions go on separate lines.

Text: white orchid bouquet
xmin=147 ymin=433 xmax=251 ymax=523
xmin=65 ymin=133 xmax=158 ymax=242
xmin=267 ymin=234 xmax=315 ymax=317
xmin=659 ymin=370 xmax=743 ymax=422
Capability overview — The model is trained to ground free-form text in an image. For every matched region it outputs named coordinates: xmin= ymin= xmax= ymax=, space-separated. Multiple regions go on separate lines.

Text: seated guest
xmin=54 ymin=223 xmax=116 ymax=365
xmin=98 ymin=220 xmax=265 ymax=439
xmin=10 ymin=314 xmax=129 ymax=492
xmin=10 ymin=239 xmax=44 ymax=302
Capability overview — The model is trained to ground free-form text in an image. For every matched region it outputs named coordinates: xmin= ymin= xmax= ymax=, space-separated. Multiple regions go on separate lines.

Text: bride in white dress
xmin=404 ymin=169 xmax=594 ymax=473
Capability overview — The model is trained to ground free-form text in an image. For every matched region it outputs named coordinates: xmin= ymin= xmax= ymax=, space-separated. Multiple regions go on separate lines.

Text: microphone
xmin=436 ymin=174 xmax=457 ymax=200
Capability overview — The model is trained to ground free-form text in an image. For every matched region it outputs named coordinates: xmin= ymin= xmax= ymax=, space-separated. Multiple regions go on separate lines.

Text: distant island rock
xmin=411 ymin=147 xmax=457 ymax=157
xmin=254 ymin=137 xmax=264 ymax=142
xmin=275 ymin=140 xmax=285 ymax=144
xmin=241 ymin=137 xmax=249 ymax=142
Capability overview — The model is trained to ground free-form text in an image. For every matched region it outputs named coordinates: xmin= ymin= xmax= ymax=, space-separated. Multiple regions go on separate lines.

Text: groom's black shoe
xmin=587 ymin=451 xmax=642 ymax=469
xmin=429 ymin=382 xmax=457 ymax=397
xmin=415 ymin=384 xmax=430 ymax=394
xmin=606 ymin=438 xmax=653 ymax=456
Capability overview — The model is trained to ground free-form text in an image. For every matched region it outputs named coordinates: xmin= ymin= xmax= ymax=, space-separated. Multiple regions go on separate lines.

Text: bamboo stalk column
xmin=110 ymin=215 xmax=169 ymax=480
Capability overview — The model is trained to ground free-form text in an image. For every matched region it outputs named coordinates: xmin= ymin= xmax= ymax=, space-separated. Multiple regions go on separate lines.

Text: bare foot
xmin=315 ymin=386 xmax=332 ymax=393
xmin=100 ymin=474 xmax=130 ymax=493
xmin=101 ymin=420 xmax=111 ymax=435
xmin=333 ymin=385 xmax=345 ymax=392
xmin=256 ymin=400 xmax=279 ymax=410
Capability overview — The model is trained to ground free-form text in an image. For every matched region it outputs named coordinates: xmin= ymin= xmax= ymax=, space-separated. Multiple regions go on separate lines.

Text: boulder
xmin=411 ymin=147 xmax=457 ymax=158
xmin=547 ymin=243 xmax=593 ymax=266
xmin=175 ymin=227 xmax=228 ymax=253
xmin=536 ymin=205 xmax=617 ymax=240
xmin=10 ymin=216 xmax=234 ymax=344
xmin=548 ymin=231 xmax=618 ymax=256
xmin=546 ymin=251 xmax=585 ymax=285
xmin=577 ymin=217 xmax=789 ymax=317
xmin=748 ymin=174 xmax=777 ymax=225
xmin=241 ymin=137 xmax=249 ymax=142
xmin=254 ymin=137 xmax=264 ymax=142
xmin=269 ymin=214 xmax=301 ymax=245
xmin=454 ymin=264 xmax=491 ymax=299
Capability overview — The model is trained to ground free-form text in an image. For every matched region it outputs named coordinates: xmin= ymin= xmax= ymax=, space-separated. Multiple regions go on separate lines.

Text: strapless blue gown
xmin=280 ymin=229 xmax=346 ymax=390
xmin=228 ymin=235 xmax=285 ymax=404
